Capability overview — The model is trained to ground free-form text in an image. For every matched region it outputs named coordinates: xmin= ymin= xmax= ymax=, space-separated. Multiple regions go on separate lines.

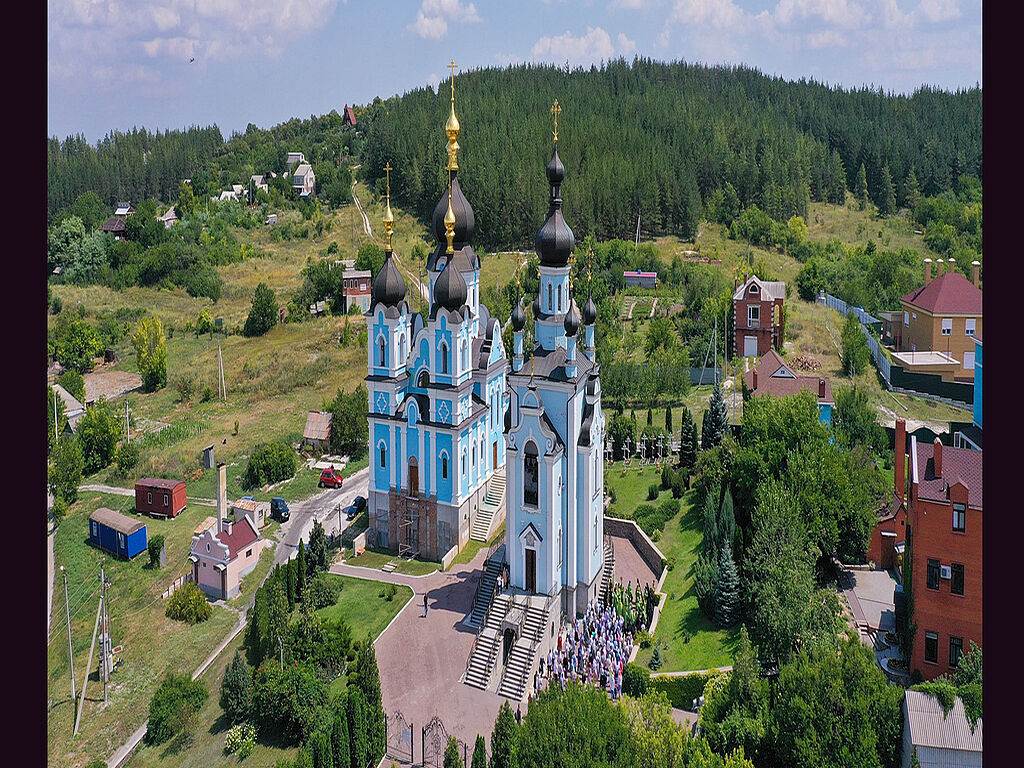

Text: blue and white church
xmin=365 ymin=78 xmax=510 ymax=562
xmin=504 ymin=125 xmax=606 ymax=617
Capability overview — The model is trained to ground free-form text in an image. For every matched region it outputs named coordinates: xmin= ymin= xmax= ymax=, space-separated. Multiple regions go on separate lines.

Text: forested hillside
xmin=359 ymin=59 xmax=981 ymax=249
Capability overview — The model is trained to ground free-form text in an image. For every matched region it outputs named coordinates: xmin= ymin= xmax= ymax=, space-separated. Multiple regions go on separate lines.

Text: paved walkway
xmin=77 ymin=483 xmax=217 ymax=506
xmin=609 ymin=535 xmax=660 ymax=590
xmin=839 ymin=567 xmax=898 ymax=631
xmin=332 ymin=550 xmax=515 ymax=764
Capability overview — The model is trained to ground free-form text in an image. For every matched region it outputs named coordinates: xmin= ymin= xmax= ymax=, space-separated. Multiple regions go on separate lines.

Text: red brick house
xmin=733 ymin=275 xmax=785 ymax=357
xmin=906 ymin=430 xmax=982 ymax=681
xmin=135 ymin=478 xmax=187 ymax=518
xmin=868 ymin=419 xmax=908 ymax=570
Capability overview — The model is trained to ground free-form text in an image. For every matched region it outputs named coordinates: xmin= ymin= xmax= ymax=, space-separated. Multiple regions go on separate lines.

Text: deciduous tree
xmin=132 ymin=315 xmax=168 ymax=392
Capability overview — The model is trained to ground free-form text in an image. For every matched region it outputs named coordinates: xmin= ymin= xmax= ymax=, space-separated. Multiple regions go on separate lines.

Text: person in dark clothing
xmin=423 ymin=592 xmax=428 ymax=617
xmin=516 ymin=704 xmax=522 ymax=724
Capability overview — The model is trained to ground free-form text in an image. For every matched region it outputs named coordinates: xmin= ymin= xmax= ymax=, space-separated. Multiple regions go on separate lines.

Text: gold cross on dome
xmin=383 ymin=162 xmax=392 ymax=197
xmin=448 ymin=59 xmax=459 ymax=98
xmin=550 ymin=99 xmax=561 ymax=143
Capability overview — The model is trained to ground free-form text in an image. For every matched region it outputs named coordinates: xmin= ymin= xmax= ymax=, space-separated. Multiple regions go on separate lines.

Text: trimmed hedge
xmin=649 ymin=671 xmax=722 ymax=710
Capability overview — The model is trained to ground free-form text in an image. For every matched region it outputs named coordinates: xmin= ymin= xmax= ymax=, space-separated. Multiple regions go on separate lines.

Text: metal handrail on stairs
xmin=465 ymin=583 xmax=502 ymax=681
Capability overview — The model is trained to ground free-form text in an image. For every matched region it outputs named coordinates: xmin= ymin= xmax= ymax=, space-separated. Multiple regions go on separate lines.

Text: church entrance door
xmin=525 ymin=548 xmax=536 ymax=593
xmin=503 ymin=629 xmax=516 ymax=664
xmin=492 ymin=441 xmax=498 ymax=470
xmin=408 ymin=459 xmax=419 ymax=497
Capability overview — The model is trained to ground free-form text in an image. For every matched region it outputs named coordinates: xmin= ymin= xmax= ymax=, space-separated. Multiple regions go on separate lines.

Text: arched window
xmin=417 ymin=370 xmax=430 ymax=389
xmin=379 ymin=442 xmax=387 ymax=468
xmin=400 ymin=334 xmax=406 ymax=362
xmin=548 ymin=284 xmax=553 ymax=311
xmin=594 ymin=514 xmax=599 ymax=552
xmin=441 ymin=454 xmax=448 ymax=479
xmin=472 ymin=445 xmax=476 ymax=468
xmin=557 ymin=527 xmax=563 ymax=566
xmin=378 ymin=338 xmax=386 ymax=367
xmin=524 ymin=441 xmax=539 ymax=506
xmin=557 ymin=284 xmax=562 ymax=312
xmin=462 ymin=450 xmax=466 ymax=474
xmin=440 ymin=342 xmax=448 ymax=374
xmin=462 ymin=341 xmax=467 ymax=370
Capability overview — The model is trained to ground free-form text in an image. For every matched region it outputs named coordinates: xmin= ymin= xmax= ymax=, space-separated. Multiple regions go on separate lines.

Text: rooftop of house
xmin=100 ymin=216 xmax=126 ymax=232
xmin=877 ymin=491 xmax=905 ymax=522
xmin=136 ymin=477 xmax=184 ymax=491
xmin=904 ymin=690 xmax=982 ymax=753
xmin=344 ymin=104 xmax=357 ymax=124
xmin=304 ymin=410 xmax=333 ymax=441
xmin=913 ymin=437 xmax=982 ymax=509
xmin=901 ymin=271 xmax=982 ymax=315
xmin=293 ymin=163 xmax=313 ymax=178
xmin=743 ymin=349 xmax=834 ymax=404
xmin=216 ymin=516 xmax=260 ymax=560
xmin=623 ymin=271 xmax=657 ymax=278
xmin=90 ymin=507 xmax=145 ymax=536
xmin=53 ymin=383 xmax=85 ymax=415
xmin=733 ymin=275 xmax=786 ymax=302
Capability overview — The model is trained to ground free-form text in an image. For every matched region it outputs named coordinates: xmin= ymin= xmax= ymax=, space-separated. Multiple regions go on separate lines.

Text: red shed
xmin=135 ymin=478 xmax=187 ymax=518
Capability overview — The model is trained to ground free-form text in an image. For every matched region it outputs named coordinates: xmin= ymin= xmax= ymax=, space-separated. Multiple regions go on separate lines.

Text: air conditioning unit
xmin=940 ymin=565 xmax=952 ymax=580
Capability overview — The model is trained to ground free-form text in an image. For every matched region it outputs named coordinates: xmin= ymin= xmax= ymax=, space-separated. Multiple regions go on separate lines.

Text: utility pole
xmin=74 ymin=564 xmax=104 ymax=737
xmin=101 ymin=564 xmax=108 ymax=705
xmin=218 ymin=344 xmax=226 ymax=401
xmin=61 ymin=566 xmax=76 ymax=711
xmin=54 ymin=388 xmax=59 ymax=444
xmin=124 ymin=398 xmax=130 ymax=444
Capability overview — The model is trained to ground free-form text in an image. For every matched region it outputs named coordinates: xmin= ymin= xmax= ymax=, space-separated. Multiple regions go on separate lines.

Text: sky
xmin=47 ymin=0 xmax=982 ymax=143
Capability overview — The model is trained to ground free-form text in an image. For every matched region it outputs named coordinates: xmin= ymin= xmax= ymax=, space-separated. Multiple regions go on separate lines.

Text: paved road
xmin=77 ymin=483 xmax=217 ymax=506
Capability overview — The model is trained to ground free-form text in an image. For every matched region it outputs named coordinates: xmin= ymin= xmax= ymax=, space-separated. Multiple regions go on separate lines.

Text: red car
xmin=318 ymin=468 xmax=343 ymax=488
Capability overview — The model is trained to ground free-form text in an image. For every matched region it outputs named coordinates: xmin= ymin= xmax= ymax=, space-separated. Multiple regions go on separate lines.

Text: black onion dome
xmin=536 ymin=148 xmax=575 ymax=267
xmin=432 ymin=175 xmax=476 ymax=247
xmin=434 ymin=256 xmax=468 ymax=312
xmin=583 ymin=293 xmax=598 ymax=325
xmin=546 ymin=147 xmax=565 ymax=185
xmin=371 ymin=253 xmax=407 ymax=308
xmin=511 ymin=298 xmax=526 ymax=331
xmin=563 ymin=298 xmax=580 ymax=336
xmin=532 ymin=291 xmax=542 ymax=320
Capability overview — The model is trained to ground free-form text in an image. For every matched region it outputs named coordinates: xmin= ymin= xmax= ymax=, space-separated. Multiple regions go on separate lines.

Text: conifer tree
xmin=905 ymin=166 xmax=921 ymax=211
xmin=311 ymin=731 xmax=332 ymax=768
xmin=647 ymin=407 xmax=653 ymax=427
xmin=444 ymin=735 xmax=464 ymax=768
xmin=701 ymin=383 xmax=728 ymax=450
xmin=715 ymin=542 xmax=741 ymax=628
xmin=286 ymin=558 xmax=296 ymax=610
xmin=702 ymin=485 xmax=720 ymax=558
xmin=490 ymin=701 xmax=519 ymax=768
xmin=220 ymin=650 xmax=253 ymax=724
xmin=332 ymin=696 xmax=351 ymax=768
xmin=351 ymin=639 xmax=385 ymax=766
xmin=694 ymin=553 xmax=719 ymax=619
xmin=665 ymin=406 xmax=673 ymax=433
xmin=296 ymin=541 xmax=307 ymax=601
xmin=471 ymin=734 xmax=487 ymax=768
xmin=880 ymin=164 xmax=896 ymax=217
xmin=856 ymin=163 xmax=869 ymax=211
xmin=718 ymin=487 xmax=736 ymax=554
xmin=347 ymin=687 xmax=367 ymax=768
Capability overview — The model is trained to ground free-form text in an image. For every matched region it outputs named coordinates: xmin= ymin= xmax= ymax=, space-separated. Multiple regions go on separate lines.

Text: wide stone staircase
xmin=471 ymin=468 xmax=506 ymax=542
xmin=599 ymin=535 xmax=616 ymax=604
xmin=497 ymin=597 xmax=550 ymax=701
xmin=468 ymin=555 xmax=504 ymax=628
xmin=464 ymin=592 xmax=510 ymax=690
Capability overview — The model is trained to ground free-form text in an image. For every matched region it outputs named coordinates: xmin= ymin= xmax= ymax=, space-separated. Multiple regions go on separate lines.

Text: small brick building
xmin=733 ymin=275 xmax=785 ymax=357
xmin=906 ymin=430 xmax=982 ymax=681
xmin=135 ymin=478 xmax=187 ymax=518
xmin=869 ymin=420 xmax=909 ymax=570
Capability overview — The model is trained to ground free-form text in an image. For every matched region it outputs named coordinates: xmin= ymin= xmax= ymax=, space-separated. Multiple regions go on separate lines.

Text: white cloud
xmin=529 ymin=27 xmax=636 ymax=66
xmin=807 ymin=29 xmax=848 ymax=48
xmin=917 ymin=0 xmax=960 ymax=23
xmin=49 ymin=0 xmax=340 ymax=86
xmin=409 ymin=0 xmax=481 ymax=39
xmin=427 ymin=72 xmax=441 ymax=92
xmin=671 ymin=0 xmax=748 ymax=31
xmin=774 ymin=0 xmax=871 ymax=29
xmin=610 ymin=0 xmax=648 ymax=9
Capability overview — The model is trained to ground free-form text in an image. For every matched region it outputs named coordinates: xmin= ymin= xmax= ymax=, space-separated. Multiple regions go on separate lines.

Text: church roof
xmin=536 ymin=146 xmax=575 ymax=267
xmin=514 ymin=345 xmax=595 ymax=385
xmin=431 ymin=174 xmax=476 ymax=253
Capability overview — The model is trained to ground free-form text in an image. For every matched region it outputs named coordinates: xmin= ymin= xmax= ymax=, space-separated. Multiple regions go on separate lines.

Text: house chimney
xmin=818 ymin=378 xmax=826 ymax=398
xmin=752 ymin=369 xmax=758 ymax=389
xmin=935 ymin=258 xmax=944 ymax=276
xmin=895 ymin=419 xmax=906 ymax=502
xmin=933 ymin=438 xmax=943 ymax=478
xmin=217 ymin=462 xmax=228 ymax=533
xmin=923 ymin=258 xmax=932 ymax=284
xmin=734 ymin=275 xmax=738 ymax=292
xmin=971 ymin=260 xmax=980 ymax=288
xmin=946 ymin=257 xmax=956 ymax=276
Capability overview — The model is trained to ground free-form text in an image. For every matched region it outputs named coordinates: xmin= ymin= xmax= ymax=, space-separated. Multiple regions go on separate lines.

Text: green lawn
xmin=448 ymin=528 xmax=505 ymax=569
xmin=48 ymin=492 xmax=239 ymax=767
xmin=605 ymin=465 xmax=675 ymax=521
xmin=345 ymin=547 xmax=439 ymax=576
xmin=634 ymin=494 xmax=740 ymax=672
xmin=228 ymin=546 xmax=278 ymax=610
xmin=314 ymin=574 xmax=413 ymax=644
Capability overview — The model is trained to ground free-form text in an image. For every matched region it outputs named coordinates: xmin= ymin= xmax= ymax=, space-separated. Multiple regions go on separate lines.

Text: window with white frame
xmin=965 ymin=318 xmax=976 ymax=336
xmin=941 ymin=318 xmax=952 ymax=336
xmin=147 ymin=492 xmax=152 ymax=504
xmin=963 ymin=351 xmax=974 ymax=370
xmin=747 ymin=305 xmax=760 ymax=327
xmin=903 ymin=311 xmax=909 ymax=326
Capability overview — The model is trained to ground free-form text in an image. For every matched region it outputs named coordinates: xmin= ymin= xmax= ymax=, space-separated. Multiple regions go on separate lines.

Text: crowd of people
xmin=533 ymin=598 xmax=636 ymax=701
xmin=610 ymin=579 xmax=657 ymax=634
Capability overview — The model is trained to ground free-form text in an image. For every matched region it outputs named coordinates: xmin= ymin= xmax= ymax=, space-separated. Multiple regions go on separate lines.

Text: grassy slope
xmin=48 ymin=492 xmax=238 ymax=767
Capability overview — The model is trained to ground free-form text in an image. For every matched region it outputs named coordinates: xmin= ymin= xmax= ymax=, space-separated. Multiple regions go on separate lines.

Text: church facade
xmin=504 ymin=134 xmax=606 ymax=618
xmin=365 ymin=79 xmax=509 ymax=562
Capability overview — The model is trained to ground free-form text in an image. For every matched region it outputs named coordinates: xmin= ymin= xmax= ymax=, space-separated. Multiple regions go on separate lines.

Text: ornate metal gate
xmin=421 ymin=716 xmax=467 ymax=768
xmin=386 ymin=710 xmax=413 ymax=764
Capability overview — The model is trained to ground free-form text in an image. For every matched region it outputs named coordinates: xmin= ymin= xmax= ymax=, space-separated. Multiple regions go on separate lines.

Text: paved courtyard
xmin=842 ymin=567 xmax=899 ymax=631
xmin=609 ymin=534 xmax=662 ymax=590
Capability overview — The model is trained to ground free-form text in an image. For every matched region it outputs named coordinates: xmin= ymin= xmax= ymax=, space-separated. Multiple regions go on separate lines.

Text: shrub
xmin=148 ymin=534 xmax=165 ymax=567
xmin=116 ymin=442 xmax=139 ymax=476
xmin=201 ymin=385 xmax=214 ymax=402
xmin=635 ymin=630 xmax=653 ymax=649
xmin=146 ymin=673 xmax=208 ymax=745
xmin=58 ymin=369 xmax=86 ymax=402
xmin=306 ymin=572 xmax=344 ymax=610
xmin=224 ymin=722 xmax=257 ymax=758
xmin=195 ymin=308 xmax=215 ymax=336
xmin=52 ymin=496 xmax=69 ymax=527
xmin=378 ymin=583 xmax=397 ymax=601
xmin=647 ymin=484 xmax=660 ymax=501
xmin=166 ymin=581 xmax=212 ymax=624
xmin=648 ymin=644 xmax=663 ymax=671
xmin=245 ymin=442 xmax=297 ymax=488
xmin=649 ymin=671 xmax=719 ymax=709
xmin=175 ymin=375 xmax=195 ymax=403
xmin=221 ymin=651 xmax=254 ymax=724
